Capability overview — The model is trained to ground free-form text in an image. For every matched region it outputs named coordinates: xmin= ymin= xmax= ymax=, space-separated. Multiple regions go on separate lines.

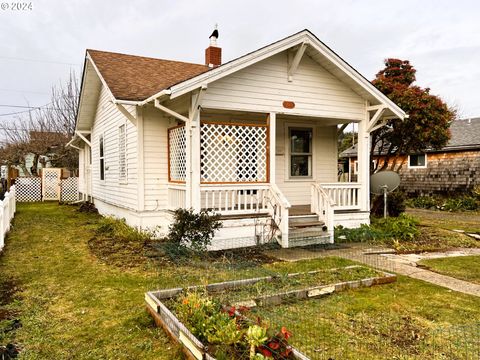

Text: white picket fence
xmin=0 ymin=185 xmax=17 ymax=251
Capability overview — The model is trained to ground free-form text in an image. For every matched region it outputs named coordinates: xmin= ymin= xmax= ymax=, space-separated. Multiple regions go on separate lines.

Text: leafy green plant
xmin=247 ymin=325 xmax=268 ymax=359
xmin=335 ymin=214 xmax=420 ymax=243
xmin=167 ymin=208 xmax=222 ymax=253
xmin=334 ymin=224 xmax=385 ymax=243
xmin=173 ymin=292 xmax=294 ymax=359
xmin=374 ymin=214 xmax=419 ymax=241
xmin=406 ymin=193 xmax=480 ymax=212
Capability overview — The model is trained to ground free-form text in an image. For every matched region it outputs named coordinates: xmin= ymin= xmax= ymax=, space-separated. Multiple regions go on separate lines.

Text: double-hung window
xmin=99 ymin=135 xmax=105 ymax=180
xmin=290 ymin=128 xmax=312 ymax=177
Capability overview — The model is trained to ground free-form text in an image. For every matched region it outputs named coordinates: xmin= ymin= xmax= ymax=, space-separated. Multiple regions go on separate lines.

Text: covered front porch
xmin=165 ymin=109 xmax=369 ymax=248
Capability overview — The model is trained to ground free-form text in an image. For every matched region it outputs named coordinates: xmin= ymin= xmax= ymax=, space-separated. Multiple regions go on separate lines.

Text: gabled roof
xmin=340 ymin=117 xmax=480 ymax=157
xmin=76 ymin=29 xmax=407 ymax=134
xmin=87 ymin=50 xmax=210 ymax=101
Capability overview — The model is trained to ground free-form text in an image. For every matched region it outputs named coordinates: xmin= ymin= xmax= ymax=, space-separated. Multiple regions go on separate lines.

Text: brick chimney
xmin=205 ymin=26 xmax=221 ymax=67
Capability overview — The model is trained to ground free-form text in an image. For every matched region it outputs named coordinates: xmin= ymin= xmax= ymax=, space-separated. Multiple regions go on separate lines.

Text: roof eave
xmin=167 ymin=29 xmax=406 ymax=119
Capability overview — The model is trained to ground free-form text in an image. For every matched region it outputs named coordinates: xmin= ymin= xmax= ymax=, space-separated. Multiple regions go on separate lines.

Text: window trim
xmin=286 ymin=126 xmax=314 ymax=180
xmin=118 ymin=123 xmax=128 ymax=184
xmin=408 ymin=154 xmax=427 ymax=169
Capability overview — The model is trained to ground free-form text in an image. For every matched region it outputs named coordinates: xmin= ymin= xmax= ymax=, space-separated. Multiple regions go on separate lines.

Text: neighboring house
xmin=340 ymin=117 xmax=480 ymax=195
xmin=68 ymin=29 xmax=405 ymax=249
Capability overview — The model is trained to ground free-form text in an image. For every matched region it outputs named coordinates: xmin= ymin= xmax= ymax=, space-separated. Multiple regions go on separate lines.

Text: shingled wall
xmin=398 ymin=150 xmax=480 ymax=195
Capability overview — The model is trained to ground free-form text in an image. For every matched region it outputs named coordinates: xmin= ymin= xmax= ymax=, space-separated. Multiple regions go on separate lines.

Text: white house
xmin=68 ymin=29 xmax=405 ymax=249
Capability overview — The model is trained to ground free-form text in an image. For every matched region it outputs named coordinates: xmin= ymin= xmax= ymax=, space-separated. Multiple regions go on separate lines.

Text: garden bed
xmin=145 ymin=266 xmax=396 ymax=359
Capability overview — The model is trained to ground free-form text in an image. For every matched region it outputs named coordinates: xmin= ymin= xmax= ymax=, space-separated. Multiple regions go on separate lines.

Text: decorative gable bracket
xmin=287 ymin=42 xmax=308 ymax=82
xmin=366 ymin=104 xmax=387 ymax=132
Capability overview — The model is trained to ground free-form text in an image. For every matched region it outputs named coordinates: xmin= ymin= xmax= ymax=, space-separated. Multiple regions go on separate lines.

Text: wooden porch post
xmin=185 ymin=120 xmax=192 ymax=209
xmin=190 ymin=93 xmax=202 ymax=212
xmin=268 ymin=112 xmax=276 ymax=184
xmin=357 ymin=106 xmax=371 ymax=212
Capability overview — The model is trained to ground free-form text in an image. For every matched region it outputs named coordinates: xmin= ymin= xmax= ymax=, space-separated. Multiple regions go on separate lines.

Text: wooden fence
xmin=0 ymin=185 xmax=16 ymax=251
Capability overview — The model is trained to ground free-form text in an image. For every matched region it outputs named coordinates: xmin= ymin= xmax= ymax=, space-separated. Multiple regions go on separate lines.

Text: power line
xmin=0 ymin=88 xmax=49 ymax=95
xmin=0 ymin=56 xmax=81 ymax=67
xmin=0 ymin=102 xmax=53 ymax=117
xmin=0 ymin=104 xmax=64 ymax=110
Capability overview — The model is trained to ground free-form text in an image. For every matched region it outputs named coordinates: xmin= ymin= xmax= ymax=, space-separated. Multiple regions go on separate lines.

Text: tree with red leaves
xmin=371 ymin=59 xmax=455 ymax=172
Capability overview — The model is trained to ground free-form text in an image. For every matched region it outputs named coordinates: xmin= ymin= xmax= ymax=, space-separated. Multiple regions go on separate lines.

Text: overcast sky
xmin=1 ymin=0 xmax=479 ymax=129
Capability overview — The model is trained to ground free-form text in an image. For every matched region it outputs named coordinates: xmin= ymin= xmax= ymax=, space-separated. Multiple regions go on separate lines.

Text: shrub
xmin=405 ymin=195 xmax=439 ymax=209
xmin=442 ymin=196 xmax=479 ymax=211
xmin=167 ymin=208 xmax=222 ymax=253
xmin=371 ymin=190 xmax=406 ymax=217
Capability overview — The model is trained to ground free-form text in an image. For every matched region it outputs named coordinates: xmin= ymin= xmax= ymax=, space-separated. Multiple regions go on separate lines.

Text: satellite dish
xmin=370 ymin=171 xmax=401 ymax=218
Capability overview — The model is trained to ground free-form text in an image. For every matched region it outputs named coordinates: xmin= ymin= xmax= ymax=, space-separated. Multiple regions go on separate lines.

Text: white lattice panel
xmin=15 ymin=177 xmax=42 ymax=202
xmin=60 ymin=177 xmax=79 ymax=202
xmin=168 ymin=126 xmax=186 ymax=182
xmin=201 ymin=123 xmax=268 ymax=183
xmin=42 ymin=168 xmax=61 ymax=201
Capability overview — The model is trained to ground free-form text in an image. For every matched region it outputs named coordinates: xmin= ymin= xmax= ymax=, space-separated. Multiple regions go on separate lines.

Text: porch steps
xmin=287 ymin=214 xmax=330 ymax=247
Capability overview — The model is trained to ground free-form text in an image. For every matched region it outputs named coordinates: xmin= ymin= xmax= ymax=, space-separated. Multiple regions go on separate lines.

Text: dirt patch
xmin=0 ymin=278 xmax=20 ymax=307
xmin=88 ymin=235 xmax=154 ymax=268
xmin=352 ymin=314 xmax=427 ymax=354
xmin=77 ymin=202 xmax=98 ymax=214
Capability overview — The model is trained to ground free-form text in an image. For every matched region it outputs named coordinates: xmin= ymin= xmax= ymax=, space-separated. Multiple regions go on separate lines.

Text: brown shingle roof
xmin=87 ymin=49 xmax=210 ymax=101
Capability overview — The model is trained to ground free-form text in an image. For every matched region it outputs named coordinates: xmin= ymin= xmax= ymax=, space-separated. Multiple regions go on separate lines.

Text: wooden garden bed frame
xmin=145 ymin=266 xmax=397 ymax=359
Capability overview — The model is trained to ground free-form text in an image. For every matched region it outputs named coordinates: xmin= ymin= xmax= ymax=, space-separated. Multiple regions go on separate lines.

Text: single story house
xmin=340 ymin=117 xmax=480 ymax=195
xmin=68 ymin=29 xmax=405 ymax=249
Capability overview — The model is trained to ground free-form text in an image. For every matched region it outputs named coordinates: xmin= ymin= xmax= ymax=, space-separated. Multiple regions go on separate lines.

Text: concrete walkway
xmin=265 ymin=245 xmax=480 ymax=297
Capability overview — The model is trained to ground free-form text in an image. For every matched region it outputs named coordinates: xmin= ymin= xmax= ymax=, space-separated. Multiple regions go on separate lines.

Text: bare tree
xmin=0 ymin=71 xmax=79 ymax=175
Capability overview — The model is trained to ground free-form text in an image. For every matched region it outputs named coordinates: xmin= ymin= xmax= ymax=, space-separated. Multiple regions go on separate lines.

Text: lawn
xmin=0 ymin=203 xmax=479 ymax=359
xmin=407 ymin=208 xmax=480 ymax=233
xmin=419 ymin=256 xmax=480 ymax=284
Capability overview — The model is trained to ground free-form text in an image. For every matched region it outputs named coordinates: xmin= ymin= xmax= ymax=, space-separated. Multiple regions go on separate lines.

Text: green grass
xmin=0 ymin=203 xmax=479 ymax=359
xmin=251 ymin=276 xmax=480 ymax=359
xmin=407 ymin=208 xmax=480 ymax=233
xmin=419 ymin=256 xmax=480 ymax=284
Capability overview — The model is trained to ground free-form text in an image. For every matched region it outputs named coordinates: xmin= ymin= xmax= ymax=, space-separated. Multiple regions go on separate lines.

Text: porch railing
xmin=311 ymin=183 xmax=334 ymax=243
xmin=319 ymin=182 xmax=361 ymax=210
xmin=199 ymin=183 xmax=291 ymax=247
xmin=200 ymin=184 xmax=270 ymax=215
xmin=167 ymin=184 xmax=186 ymax=210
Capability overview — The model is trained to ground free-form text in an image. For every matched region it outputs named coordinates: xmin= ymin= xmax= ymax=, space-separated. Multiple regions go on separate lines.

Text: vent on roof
xmin=205 ymin=25 xmax=221 ymax=68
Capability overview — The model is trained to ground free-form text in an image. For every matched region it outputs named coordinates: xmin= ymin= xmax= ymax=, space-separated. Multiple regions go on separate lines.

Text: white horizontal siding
xmin=202 ymin=52 xmax=365 ymax=120
xmin=91 ymin=85 xmax=139 ymax=210
xmin=275 ymin=119 xmax=337 ymax=205
xmin=78 ymin=147 xmax=85 ymax=193
xmin=143 ymin=107 xmax=175 ymax=211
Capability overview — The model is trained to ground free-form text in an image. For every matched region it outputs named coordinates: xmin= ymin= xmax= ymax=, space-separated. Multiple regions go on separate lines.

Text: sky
xmin=1 ymin=0 xmax=479 ymax=131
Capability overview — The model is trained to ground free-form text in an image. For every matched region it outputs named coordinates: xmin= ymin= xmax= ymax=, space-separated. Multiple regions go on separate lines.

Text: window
xmin=408 ymin=154 xmax=427 ymax=168
xmin=118 ymin=124 xmax=127 ymax=182
xmin=353 ymin=160 xmax=358 ymax=174
xmin=99 ymin=135 xmax=105 ymax=180
xmin=290 ymin=128 xmax=312 ymax=177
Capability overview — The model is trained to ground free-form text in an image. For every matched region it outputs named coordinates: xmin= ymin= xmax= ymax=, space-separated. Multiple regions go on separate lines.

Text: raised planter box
xmin=145 ymin=267 xmax=397 ymax=359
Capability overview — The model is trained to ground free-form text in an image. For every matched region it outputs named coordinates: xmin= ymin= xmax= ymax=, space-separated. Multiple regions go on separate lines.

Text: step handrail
xmin=311 ymin=183 xmax=334 ymax=243
xmin=267 ymin=184 xmax=291 ymax=247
